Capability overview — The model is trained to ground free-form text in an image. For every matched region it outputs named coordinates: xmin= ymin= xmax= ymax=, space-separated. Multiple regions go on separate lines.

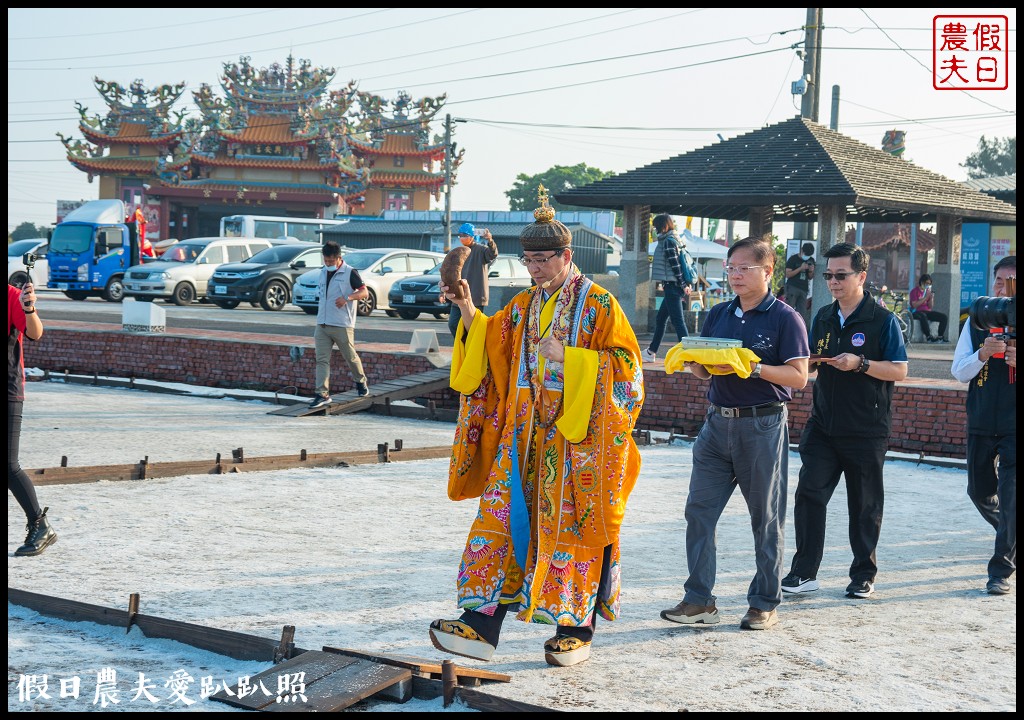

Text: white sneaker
xmin=641 ymin=348 xmax=657 ymax=363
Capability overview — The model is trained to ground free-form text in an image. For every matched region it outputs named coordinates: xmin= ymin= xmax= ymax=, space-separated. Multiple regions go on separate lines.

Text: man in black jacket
xmin=782 ymin=243 xmax=908 ymax=599
xmin=950 ymin=256 xmax=1016 ymax=595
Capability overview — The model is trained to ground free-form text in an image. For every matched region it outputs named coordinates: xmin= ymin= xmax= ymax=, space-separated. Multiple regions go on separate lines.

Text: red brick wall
xmin=637 ymin=367 xmax=968 ymax=458
xmin=25 ymin=329 xmax=968 ymax=459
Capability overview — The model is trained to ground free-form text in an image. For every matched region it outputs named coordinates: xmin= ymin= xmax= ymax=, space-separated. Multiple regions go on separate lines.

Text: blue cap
xmin=455 ymin=222 xmax=476 ymax=237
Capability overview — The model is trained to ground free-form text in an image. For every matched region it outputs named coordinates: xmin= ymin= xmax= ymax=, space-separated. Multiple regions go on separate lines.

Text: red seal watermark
xmin=933 ymin=15 xmax=1008 ymax=90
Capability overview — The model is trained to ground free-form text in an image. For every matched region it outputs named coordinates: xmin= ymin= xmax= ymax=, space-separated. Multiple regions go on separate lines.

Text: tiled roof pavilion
xmin=557 ymin=116 xmax=1017 ymax=225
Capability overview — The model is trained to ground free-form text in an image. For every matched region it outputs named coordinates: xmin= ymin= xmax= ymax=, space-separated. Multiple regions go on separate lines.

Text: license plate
xmin=57 ymin=283 xmax=69 ymax=290
xmin=403 ymin=294 xmax=416 ymax=304
xmin=214 ymin=286 xmax=226 ymax=294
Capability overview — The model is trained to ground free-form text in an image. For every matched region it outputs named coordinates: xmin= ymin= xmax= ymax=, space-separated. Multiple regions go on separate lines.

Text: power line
xmin=367 ymin=31 xmax=803 ymax=94
xmin=9 ymin=9 xmax=481 ymax=71
xmin=8 ymin=9 xmax=286 ymax=41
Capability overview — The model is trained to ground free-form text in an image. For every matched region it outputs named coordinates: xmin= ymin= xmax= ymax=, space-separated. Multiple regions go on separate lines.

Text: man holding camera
xmin=951 ymin=256 xmax=1016 ymax=595
xmin=784 ymin=241 xmax=816 ymax=331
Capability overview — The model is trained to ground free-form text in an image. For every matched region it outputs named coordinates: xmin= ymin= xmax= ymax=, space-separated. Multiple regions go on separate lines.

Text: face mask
xmin=924 ymin=284 xmax=932 ymax=290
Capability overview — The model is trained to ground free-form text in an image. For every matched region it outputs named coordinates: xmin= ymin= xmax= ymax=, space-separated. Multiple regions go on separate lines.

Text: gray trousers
xmin=785 ymin=286 xmax=810 ymax=332
xmin=683 ymin=407 xmax=790 ymax=611
xmin=314 ymin=324 xmax=367 ymax=396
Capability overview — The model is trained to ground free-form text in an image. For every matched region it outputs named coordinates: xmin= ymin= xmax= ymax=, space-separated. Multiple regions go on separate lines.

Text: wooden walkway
xmin=269 ymin=367 xmax=451 ymax=418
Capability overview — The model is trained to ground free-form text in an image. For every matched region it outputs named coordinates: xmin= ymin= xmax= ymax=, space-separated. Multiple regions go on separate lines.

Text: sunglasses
xmin=822 ymin=272 xmax=856 ymax=281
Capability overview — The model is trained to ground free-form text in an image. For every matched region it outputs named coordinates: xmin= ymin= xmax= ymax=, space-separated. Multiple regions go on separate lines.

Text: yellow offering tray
xmin=678 ymin=337 xmax=743 ymax=350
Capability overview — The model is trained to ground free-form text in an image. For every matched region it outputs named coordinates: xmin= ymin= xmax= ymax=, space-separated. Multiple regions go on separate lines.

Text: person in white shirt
xmin=308 ymin=242 xmax=370 ymax=409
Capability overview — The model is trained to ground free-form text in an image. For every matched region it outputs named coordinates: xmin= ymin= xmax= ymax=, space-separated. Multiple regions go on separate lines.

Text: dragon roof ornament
xmin=353 ymin=90 xmax=447 ymax=146
xmin=79 ymin=77 xmax=186 ymax=138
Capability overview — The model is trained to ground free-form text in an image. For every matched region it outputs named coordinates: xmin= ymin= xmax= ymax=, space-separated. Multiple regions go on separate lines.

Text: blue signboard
xmin=959 ymin=223 xmax=989 ymax=307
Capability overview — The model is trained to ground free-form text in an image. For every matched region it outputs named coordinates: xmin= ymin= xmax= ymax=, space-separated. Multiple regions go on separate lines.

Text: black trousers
xmin=967 ymin=433 xmax=1016 ymax=579
xmin=8 ymin=401 xmax=41 ymax=523
xmin=790 ymin=424 xmax=887 ymax=583
xmin=913 ymin=310 xmax=948 ymax=339
xmin=459 ymin=545 xmax=612 ymax=647
xmin=649 ymin=282 xmax=689 ymax=353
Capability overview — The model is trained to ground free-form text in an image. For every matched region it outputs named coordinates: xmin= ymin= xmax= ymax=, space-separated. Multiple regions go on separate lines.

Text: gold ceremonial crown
xmin=533 ymin=184 xmax=556 ymax=223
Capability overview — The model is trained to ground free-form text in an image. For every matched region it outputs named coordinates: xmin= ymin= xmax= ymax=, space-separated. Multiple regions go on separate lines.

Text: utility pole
xmin=795 ymin=8 xmax=823 ymax=312
xmin=800 ymin=8 xmax=822 ymax=122
xmin=443 ymin=113 xmax=453 ymax=252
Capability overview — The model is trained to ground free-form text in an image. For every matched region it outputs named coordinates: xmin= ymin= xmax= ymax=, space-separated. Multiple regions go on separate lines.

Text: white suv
xmin=292 ymin=247 xmax=443 ymax=316
xmin=123 ymin=237 xmax=276 ymax=305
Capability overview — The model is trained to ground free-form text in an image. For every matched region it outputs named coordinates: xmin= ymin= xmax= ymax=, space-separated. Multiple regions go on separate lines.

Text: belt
xmin=709 ymin=402 xmax=784 ymax=419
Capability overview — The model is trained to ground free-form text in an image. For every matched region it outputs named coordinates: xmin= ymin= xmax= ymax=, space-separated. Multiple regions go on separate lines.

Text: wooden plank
xmin=9 ymin=587 xmax=129 ymax=628
xmin=210 ymin=650 xmax=359 ymax=710
xmin=132 ymin=613 xmax=291 ymax=662
xmin=410 ymin=677 xmax=560 ymax=712
xmin=456 ymin=686 xmax=561 ymax=713
xmin=24 ymin=446 xmax=453 ymax=486
xmin=262 ymin=657 xmax=411 ymax=712
xmin=269 ymin=368 xmax=451 ymax=417
xmin=322 ymin=647 xmax=511 ymax=683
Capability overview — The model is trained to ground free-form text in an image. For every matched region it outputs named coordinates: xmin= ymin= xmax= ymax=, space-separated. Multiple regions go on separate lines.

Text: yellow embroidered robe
xmin=447 ymin=269 xmax=644 ymax=627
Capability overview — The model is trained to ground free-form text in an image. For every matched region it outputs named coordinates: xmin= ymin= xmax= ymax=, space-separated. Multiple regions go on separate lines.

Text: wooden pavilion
xmin=556 ymin=115 xmax=1017 ymax=330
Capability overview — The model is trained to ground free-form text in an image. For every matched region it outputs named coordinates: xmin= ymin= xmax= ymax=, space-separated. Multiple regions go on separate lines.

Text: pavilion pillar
xmin=809 ymin=203 xmax=847 ymax=325
xmin=619 ymin=204 xmax=653 ymax=332
xmin=930 ymin=214 xmax=962 ymax=341
xmin=748 ymin=206 xmax=773 ymax=239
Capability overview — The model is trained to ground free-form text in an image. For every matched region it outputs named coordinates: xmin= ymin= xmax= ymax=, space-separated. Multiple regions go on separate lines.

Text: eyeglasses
xmin=723 ymin=264 xmax=764 ymax=275
xmin=822 ymin=272 xmax=855 ymax=281
xmin=519 ymin=253 xmax=561 ymax=267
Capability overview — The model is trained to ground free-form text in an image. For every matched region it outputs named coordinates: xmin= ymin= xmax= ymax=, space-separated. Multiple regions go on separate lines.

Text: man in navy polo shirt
xmin=661 ymin=235 xmax=809 ymax=631
xmin=782 ymin=243 xmax=907 ymax=600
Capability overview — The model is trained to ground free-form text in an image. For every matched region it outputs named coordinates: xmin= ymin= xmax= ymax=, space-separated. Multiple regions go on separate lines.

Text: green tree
xmin=960 ymin=135 xmax=1016 ymax=179
xmin=505 ymin=163 xmax=615 ymax=212
xmin=10 ymin=221 xmax=49 ymax=242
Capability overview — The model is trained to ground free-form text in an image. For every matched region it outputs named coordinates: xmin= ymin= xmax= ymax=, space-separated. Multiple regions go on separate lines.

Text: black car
xmin=387 ymin=254 xmax=533 ymax=319
xmin=207 ymin=242 xmax=323 ymax=311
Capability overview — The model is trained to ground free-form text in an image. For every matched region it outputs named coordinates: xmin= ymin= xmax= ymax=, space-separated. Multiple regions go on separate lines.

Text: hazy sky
xmin=7 ymin=8 xmax=1017 ymax=235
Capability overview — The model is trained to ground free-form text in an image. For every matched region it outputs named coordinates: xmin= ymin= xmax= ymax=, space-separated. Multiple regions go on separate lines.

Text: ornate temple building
xmin=348 ymin=90 xmax=457 ymax=213
xmin=59 ymin=56 xmax=456 ymax=239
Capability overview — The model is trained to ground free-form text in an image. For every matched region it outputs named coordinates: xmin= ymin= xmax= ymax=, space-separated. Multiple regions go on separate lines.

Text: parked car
xmin=123 ymin=236 xmax=277 ymax=305
xmin=387 ymin=254 xmax=533 ymax=320
xmin=207 ymin=242 xmax=324 ymax=311
xmin=292 ymin=248 xmax=443 ymax=317
xmin=8 ymin=238 xmax=49 ymax=288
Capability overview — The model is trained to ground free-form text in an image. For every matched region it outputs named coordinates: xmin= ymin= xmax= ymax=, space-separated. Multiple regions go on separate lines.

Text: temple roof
xmin=67 ymin=156 xmax=187 ymax=175
xmin=175 ymin=178 xmax=366 ymax=199
xmin=215 ymin=114 xmax=308 ymax=146
xmin=193 ymin=155 xmax=342 ymax=172
xmin=350 ymin=133 xmax=447 ymax=159
xmin=846 ymin=223 xmax=937 ymax=252
xmin=368 ymin=169 xmax=445 ymax=187
xmin=557 ymin=116 xmax=1017 ymax=224
xmin=81 ymin=121 xmax=183 ymax=146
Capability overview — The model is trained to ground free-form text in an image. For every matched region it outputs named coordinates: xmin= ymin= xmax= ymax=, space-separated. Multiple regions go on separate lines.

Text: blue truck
xmin=47 ymin=199 xmax=140 ymax=301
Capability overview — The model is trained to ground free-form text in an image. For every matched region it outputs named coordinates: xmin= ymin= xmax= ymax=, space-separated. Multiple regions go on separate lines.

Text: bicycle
xmin=868 ymin=284 xmax=914 ymax=347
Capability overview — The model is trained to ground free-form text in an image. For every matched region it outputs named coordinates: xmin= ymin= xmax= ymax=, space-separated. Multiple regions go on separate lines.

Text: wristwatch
xmin=857 ymin=355 xmax=870 ymax=373
xmin=750 ymin=363 xmax=762 ymax=380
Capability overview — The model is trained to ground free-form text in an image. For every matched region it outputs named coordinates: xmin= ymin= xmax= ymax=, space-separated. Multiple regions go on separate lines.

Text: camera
xmin=23 ymin=252 xmax=37 ymax=270
xmin=969 ymin=295 xmax=1016 ymax=334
